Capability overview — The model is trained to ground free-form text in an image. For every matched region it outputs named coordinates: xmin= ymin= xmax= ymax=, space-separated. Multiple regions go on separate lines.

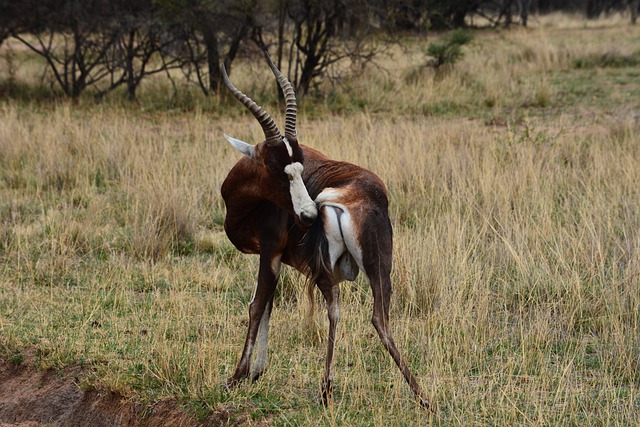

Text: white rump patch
xmin=315 ymin=188 xmax=343 ymax=205
xmin=316 ymin=188 xmax=365 ymax=281
xmin=323 ymin=206 xmax=347 ymax=272
xmin=284 ymin=162 xmax=317 ymax=222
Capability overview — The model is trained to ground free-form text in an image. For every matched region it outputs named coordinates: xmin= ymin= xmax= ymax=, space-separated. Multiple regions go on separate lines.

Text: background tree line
xmin=0 ymin=0 xmax=638 ymax=100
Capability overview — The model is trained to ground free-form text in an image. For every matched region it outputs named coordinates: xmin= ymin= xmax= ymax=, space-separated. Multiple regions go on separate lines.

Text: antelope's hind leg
xmin=363 ymin=217 xmax=430 ymax=409
xmin=316 ymin=275 xmax=340 ymax=406
xmin=369 ymin=271 xmax=430 ymax=409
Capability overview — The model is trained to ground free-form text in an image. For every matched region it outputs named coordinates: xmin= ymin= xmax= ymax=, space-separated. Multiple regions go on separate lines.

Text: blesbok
xmin=220 ymin=52 xmax=429 ymax=408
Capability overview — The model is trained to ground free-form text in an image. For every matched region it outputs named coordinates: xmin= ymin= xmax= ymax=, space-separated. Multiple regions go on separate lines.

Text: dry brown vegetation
xmin=1 ymin=13 xmax=640 ymax=426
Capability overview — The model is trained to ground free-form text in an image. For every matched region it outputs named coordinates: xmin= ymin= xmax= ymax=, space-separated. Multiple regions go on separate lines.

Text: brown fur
xmin=222 ymin=143 xmax=429 ymax=409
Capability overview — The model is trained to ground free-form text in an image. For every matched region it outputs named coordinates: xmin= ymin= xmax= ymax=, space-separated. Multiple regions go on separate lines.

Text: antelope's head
xmin=222 ymin=52 xmax=318 ymax=227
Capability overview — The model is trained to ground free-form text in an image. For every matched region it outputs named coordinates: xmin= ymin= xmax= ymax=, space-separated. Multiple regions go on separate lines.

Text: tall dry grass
xmin=1 ymin=14 xmax=640 ymax=426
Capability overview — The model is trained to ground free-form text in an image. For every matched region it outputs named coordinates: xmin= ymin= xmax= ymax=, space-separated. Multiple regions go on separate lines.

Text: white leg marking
xmin=284 ymin=162 xmax=318 ymax=221
xmin=271 ymin=254 xmax=282 ymax=276
xmin=249 ymin=284 xmax=258 ymax=306
xmin=247 ymin=254 xmax=280 ymax=378
xmin=251 ymin=305 xmax=271 ymax=378
xmin=251 ymin=254 xmax=280 ymax=377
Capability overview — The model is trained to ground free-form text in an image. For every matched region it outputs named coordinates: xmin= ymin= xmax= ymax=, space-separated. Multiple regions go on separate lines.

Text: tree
xmin=14 ymin=25 xmax=117 ymax=99
xmin=1 ymin=0 xmax=51 ymax=48
xmin=253 ymin=0 xmax=379 ymax=97
xmin=585 ymin=0 xmax=629 ymax=18
xmin=497 ymin=0 xmax=533 ymax=27
xmin=154 ymin=0 xmax=257 ymax=95
xmin=10 ymin=1 xmax=123 ymax=99
xmin=8 ymin=0 xmax=192 ymax=100
xmin=629 ymin=0 xmax=640 ymax=24
xmin=100 ymin=12 xmax=186 ymax=100
xmin=426 ymin=0 xmax=481 ymax=29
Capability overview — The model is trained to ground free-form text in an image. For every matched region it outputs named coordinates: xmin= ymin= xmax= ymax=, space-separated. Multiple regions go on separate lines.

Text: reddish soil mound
xmin=0 ymin=359 xmax=234 ymax=427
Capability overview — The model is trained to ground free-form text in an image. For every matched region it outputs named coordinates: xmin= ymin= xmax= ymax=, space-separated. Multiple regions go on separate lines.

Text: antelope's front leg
xmin=227 ymin=254 xmax=281 ymax=389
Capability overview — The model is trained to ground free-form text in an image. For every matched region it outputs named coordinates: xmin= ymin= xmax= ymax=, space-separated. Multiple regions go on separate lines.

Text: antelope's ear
xmin=224 ymin=134 xmax=255 ymax=159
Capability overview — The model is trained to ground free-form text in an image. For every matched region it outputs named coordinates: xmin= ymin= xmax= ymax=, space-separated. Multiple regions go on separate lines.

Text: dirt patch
xmin=0 ymin=359 xmax=238 ymax=427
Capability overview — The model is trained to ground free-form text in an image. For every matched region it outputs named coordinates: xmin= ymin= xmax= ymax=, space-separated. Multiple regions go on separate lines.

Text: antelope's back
xmin=301 ymin=146 xmax=389 ymax=209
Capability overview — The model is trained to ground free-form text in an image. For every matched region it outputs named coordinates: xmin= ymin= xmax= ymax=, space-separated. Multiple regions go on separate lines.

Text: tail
xmin=299 ymin=211 xmax=330 ymax=341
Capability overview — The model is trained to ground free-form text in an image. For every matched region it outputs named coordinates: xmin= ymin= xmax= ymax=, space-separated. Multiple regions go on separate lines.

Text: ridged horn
xmin=221 ymin=64 xmax=282 ymax=145
xmin=263 ymin=50 xmax=297 ymax=142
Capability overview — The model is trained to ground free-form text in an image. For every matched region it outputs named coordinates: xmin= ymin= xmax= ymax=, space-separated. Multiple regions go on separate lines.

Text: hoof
xmin=250 ymin=371 xmax=264 ymax=383
xmin=419 ymin=396 xmax=435 ymax=413
xmin=223 ymin=377 xmax=240 ymax=392
xmin=320 ymin=380 xmax=334 ymax=406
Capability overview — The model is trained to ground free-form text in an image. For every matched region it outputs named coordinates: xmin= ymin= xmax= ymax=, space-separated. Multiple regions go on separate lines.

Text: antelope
xmin=220 ymin=51 xmax=429 ymax=409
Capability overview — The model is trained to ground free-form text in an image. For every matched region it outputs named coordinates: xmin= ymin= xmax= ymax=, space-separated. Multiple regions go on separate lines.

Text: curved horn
xmin=263 ymin=51 xmax=297 ymax=142
xmin=221 ymin=64 xmax=282 ymax=145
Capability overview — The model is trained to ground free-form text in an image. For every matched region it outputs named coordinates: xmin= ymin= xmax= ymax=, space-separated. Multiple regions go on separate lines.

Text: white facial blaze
xmin=284 ymin=162 xmax=318 ymax=222
xmin=282 ymin=137 xmax=294 ymax=157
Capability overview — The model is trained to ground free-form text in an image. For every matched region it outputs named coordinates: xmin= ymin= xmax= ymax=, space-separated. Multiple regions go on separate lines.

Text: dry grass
xmin=1 ymin=14 xmax=640 ymax=426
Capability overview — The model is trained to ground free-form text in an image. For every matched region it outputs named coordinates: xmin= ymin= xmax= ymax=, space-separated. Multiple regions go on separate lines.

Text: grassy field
xmin=1 ymin=13 xmax=640 ymax=426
